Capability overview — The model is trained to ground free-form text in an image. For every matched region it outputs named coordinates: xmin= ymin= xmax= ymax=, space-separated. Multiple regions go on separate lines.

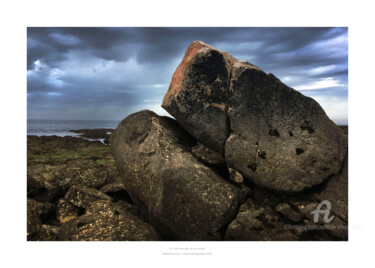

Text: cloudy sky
xmin=27 ymin=27 xmax=348 ymax=124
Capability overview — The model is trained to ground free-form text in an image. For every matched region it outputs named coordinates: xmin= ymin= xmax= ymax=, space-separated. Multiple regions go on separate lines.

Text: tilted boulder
xmin=225 ymin=62 xmax=347 ymax=192
xmin=162 ymin=41 xmax=236 ymax=154
xmin=110 ymin=110 xmax=243 ymax=240
xmin=162 ymin=41 xmax=347 ymax=193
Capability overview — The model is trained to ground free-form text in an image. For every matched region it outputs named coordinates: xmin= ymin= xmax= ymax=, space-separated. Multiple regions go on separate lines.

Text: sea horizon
xmin=27 ymin=118 xmax=120 ymax=137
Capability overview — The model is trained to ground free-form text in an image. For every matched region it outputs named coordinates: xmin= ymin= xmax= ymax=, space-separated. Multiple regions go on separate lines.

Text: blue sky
xmin=27 ymin=27 xmax=348 ymax=124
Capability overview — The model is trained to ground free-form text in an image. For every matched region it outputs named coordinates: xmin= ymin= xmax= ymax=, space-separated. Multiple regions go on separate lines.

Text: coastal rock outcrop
xmin=27 ymin=160 xmax=115 ymax=201
xmin=110 ymin=110 xmax=243 ymax=240
xmin=28 ymin=41 xmax=348 ymax=241
xmin=162 ymin=41 xmax=347 ymax=193
xmin=57 ymin=199 xmax=159 ymax=241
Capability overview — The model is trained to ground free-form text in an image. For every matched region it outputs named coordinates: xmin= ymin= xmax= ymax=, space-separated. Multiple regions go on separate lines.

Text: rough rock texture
xmin=64 ymin=185 xmax=112 ymax=208
xmin=58 ymin=199 xmax=159 ymax=241
xmin=224 ymin=199 xmax=298 ymax=241
xmin=162 ymin=41 xmax=347 ymax=193
xmin=56 ymin=198 xmax=80 ymax=224
xmin=190 ymin=142 xmax=225 ymax=165
xmin=27 ymin=135 xmax=161 ymax=241
xmin=100 ymin=182 xmax=133 ymax=203
xmin=27 ymin=198 xmax=55 ymax=241
xmin=312 ymin=156 xmax=348 ymax=222
xmin=28 ymin=41 xmax=348 ymax=242
xmin=162 ymin=41 xmax=236 ymax=154
xmin=225 ymin=62 xmax=347 ymax=192
xmin=27 ymin=160 xmax=114 ymax=201
xmin=110 ymin=110 xmax=243 ymax=240
xmin=275 ymin=203 xmax=302 ymax=223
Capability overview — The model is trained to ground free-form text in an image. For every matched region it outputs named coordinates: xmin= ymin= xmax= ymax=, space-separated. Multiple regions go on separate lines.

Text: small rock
xmin=64 ymin=185 xmax=112 ymax=208
xmin=56 ymin=198 xmax=81 ymax=224
xmin=228 ymin=168 xmax=243 ymax=185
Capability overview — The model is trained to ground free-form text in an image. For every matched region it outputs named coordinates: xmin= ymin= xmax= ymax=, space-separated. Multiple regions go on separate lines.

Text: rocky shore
xmin=69 ymin=129 xmax=113 ymax=144
xmin=27 ymin=41 xmax=348 ymax=241
xmin=27 ymin=135 xmax=159 ymax=240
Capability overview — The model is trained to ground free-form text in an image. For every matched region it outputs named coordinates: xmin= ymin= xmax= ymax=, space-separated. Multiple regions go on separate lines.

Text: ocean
xmin=27 ymin=119 xmax=120 ymax=137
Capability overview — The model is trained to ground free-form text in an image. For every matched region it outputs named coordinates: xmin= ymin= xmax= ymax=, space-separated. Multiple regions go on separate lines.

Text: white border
xmin=1 ymin=0 xmax=374 ymax=267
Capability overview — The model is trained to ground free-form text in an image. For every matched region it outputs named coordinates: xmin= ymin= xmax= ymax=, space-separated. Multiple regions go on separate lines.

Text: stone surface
xmin=291 ymin=200 xmax=348 ymax=240
xmin=275 ymin=203 xmax=302 ymax=223
xmin=64 ymin=185 xmax=112 ymax=208
xmin=225 ymin=62 xmax=347 ymax=192
xmin=190 ymin=142 xmax=225 ymax=165
xmin=225 ymin=198 xmax=297 ymax=241
xmin=58 ymin=199 xmax=159 ymax=241
xmin=162 ymin=41 xmax=236 ymax=154
xmin=312 ymin=157 xmax=348 ymax=222
xmin=56 ymin=198 xmax=81 ymax=224
xmin=228 ymin=168 xmax=244 ymax=185
xmin=38 ymin=225 xmax=59 ymax=241
xmin=100 ymin=182 xmax=133 ymax=203
xmin=110 ymin=110 xmax=243 ymax=240
xmin=27 ymin=160 xmax=114 ymax=199
xmin=162 ymin=41 xmax=347 ymax=193
xmin=27 ymin=198 xmax=55 ymax=240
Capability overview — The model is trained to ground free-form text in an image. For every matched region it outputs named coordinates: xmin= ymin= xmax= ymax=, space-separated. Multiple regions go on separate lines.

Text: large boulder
xmin=225 ymin=61 xmax=347 ymax=192
xmin=162 ymin=41 xmax=347 ymax=193
xmin=110 ymin=110 xmax=243 ymax=240
xmin=162 ymin=41 xmax=236 ymax=154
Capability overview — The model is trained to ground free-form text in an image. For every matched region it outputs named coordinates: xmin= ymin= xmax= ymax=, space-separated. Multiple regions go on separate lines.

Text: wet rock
xmin=110 ymin=110 xmax=243 ymax=240
xmin=225 ymin=199 xmax=297 ymax=241
xmin=58 ymin=199 xmax=159 ymax=241
xmin=275 ymin=203 xmax=302 ymax=223
xmin=64 ymin=185 xmax=111 ymax=208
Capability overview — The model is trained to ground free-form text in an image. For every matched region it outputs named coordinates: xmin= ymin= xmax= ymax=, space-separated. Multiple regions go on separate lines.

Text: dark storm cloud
xmin=27 ymin=27 xmax=348 ymax=123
